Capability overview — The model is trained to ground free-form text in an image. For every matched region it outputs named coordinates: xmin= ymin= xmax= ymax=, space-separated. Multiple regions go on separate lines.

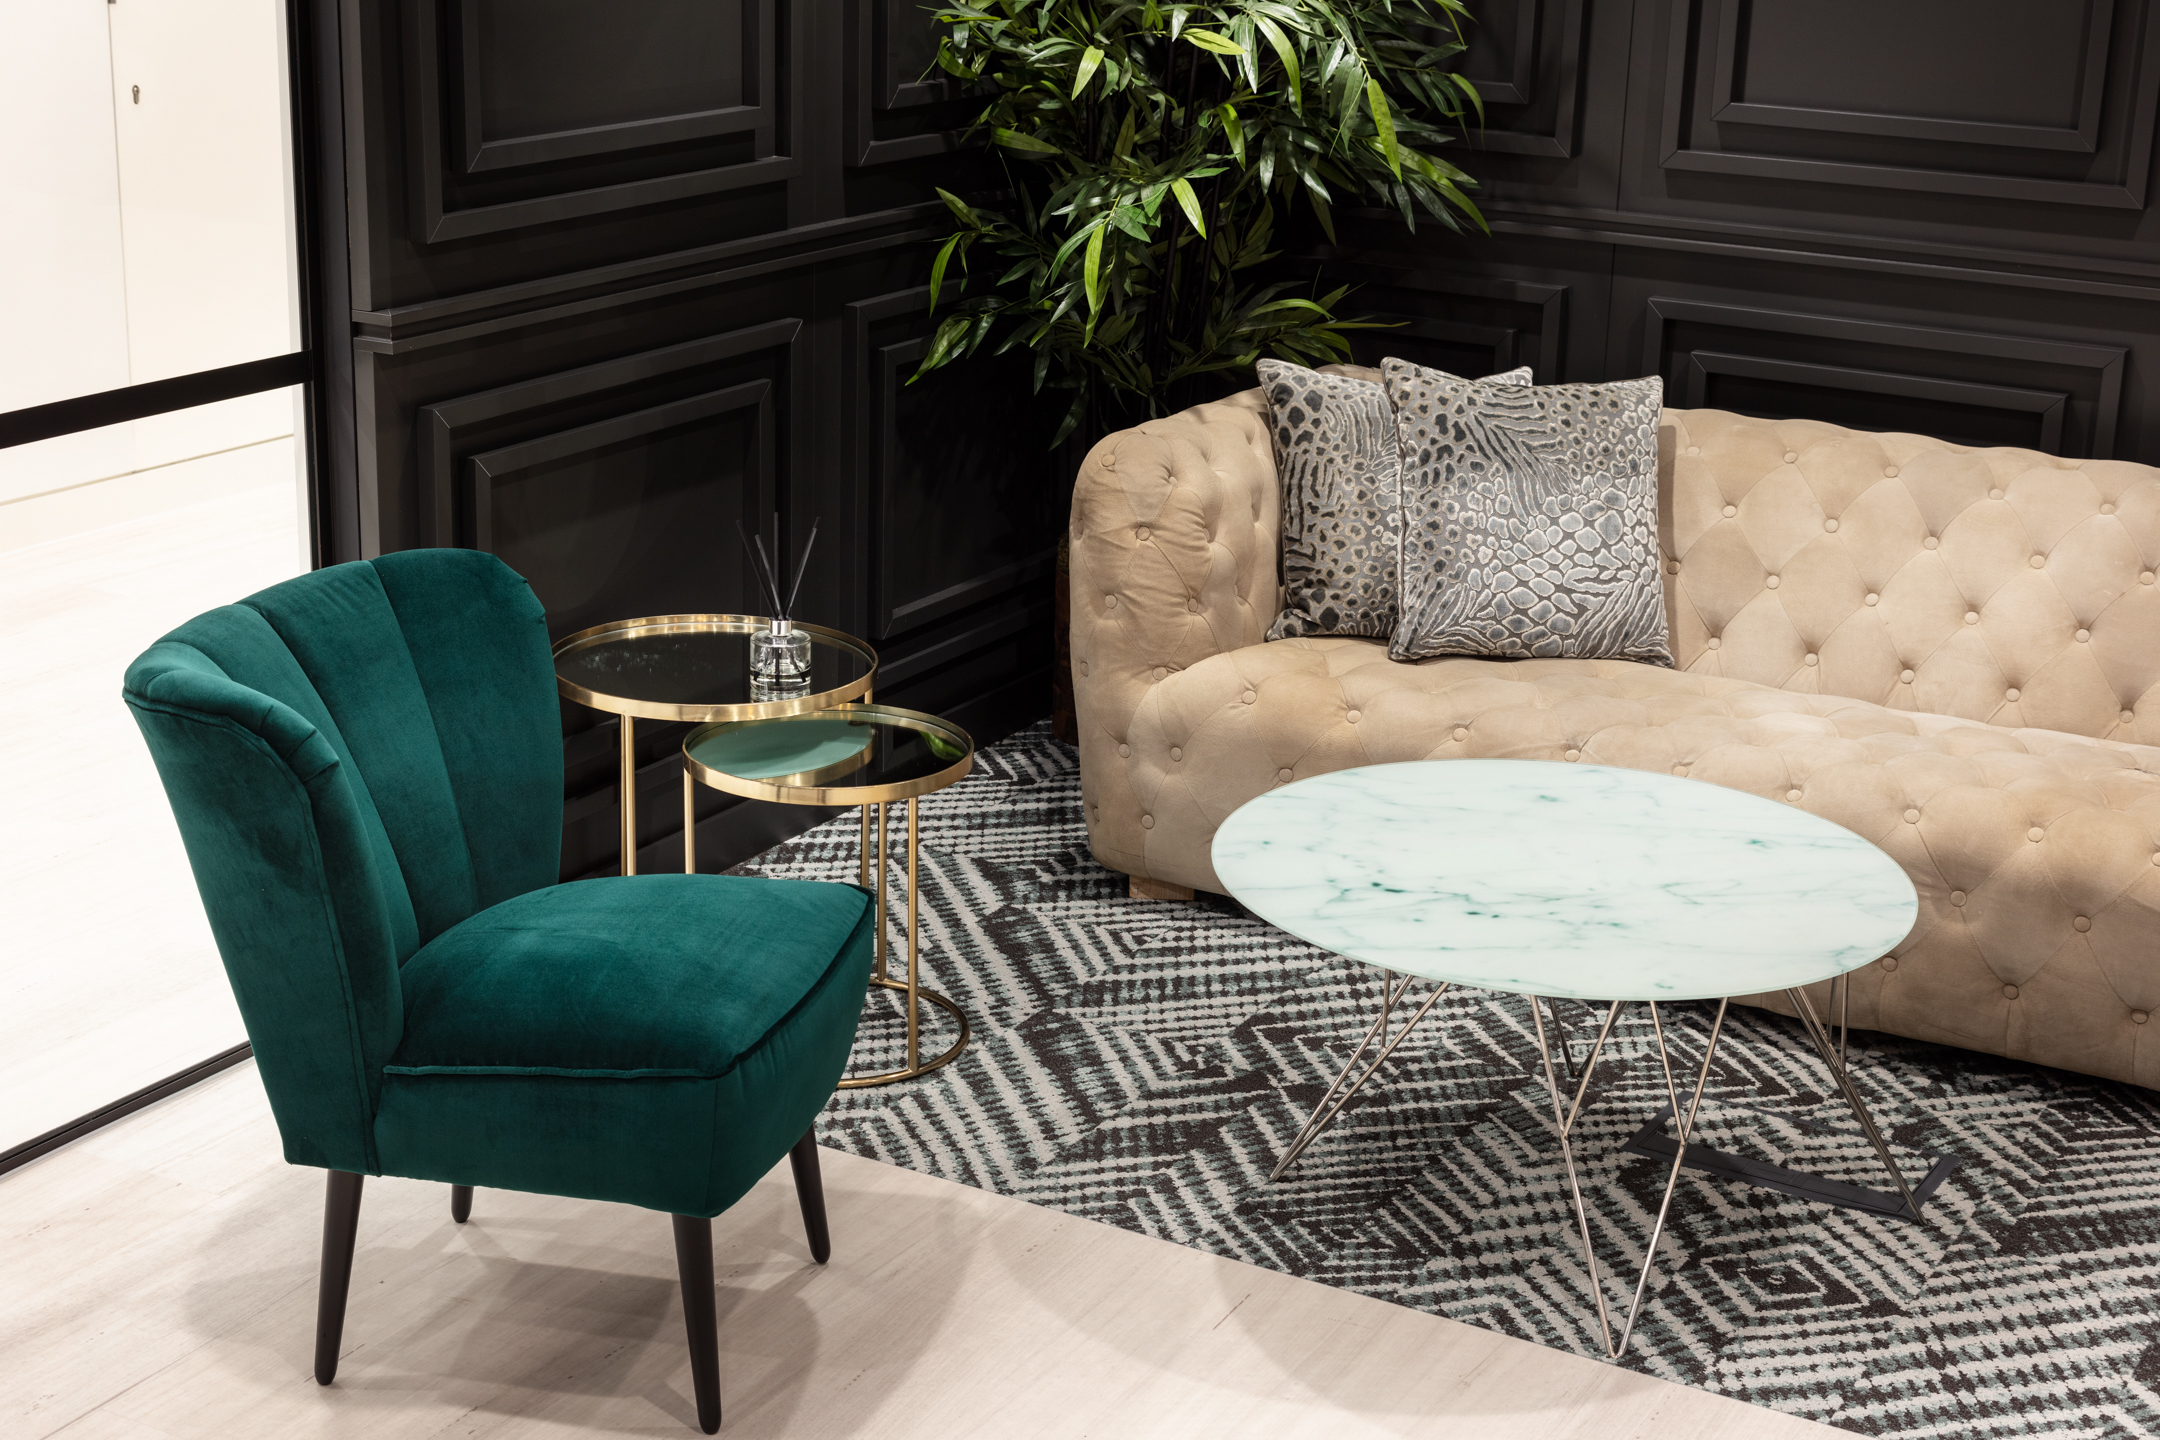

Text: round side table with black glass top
xmin=551 ymin=614 xmax=877 ymax=875
xmin=683 ymin=704 xmax=975 ymax=1088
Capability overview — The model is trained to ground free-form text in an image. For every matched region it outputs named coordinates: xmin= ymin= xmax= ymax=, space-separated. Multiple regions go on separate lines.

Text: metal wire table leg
xmin=1787 ymin=985 xmax=1921 ymax=1219
xmin=1533 ymin=997 xmax=1730 ymax=1361
xmin=1268 ymin=973 xmax=1453 ymax=1182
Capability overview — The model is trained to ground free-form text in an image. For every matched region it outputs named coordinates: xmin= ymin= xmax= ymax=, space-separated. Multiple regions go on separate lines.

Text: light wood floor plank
xmin=0 ymin=1062 xmax=1837 ymax=1440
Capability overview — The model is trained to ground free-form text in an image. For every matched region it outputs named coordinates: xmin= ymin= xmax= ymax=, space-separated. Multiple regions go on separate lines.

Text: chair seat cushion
xmin=388 ymin=873 xmax=867 ymax=1078
xmin=373 ymin=874 xmax=875 ymax=1217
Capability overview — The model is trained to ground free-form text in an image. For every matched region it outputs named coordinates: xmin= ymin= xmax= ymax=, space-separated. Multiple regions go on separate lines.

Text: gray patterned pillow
xmin=1386 ymin=359 xmax=1672 ymax=665
xmin=1259 ymin=359 xmax=1530 ymax=640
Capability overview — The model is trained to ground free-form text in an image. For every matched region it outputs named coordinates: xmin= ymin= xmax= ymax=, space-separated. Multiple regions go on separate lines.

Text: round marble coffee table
xmin=1211 ymin=760 xmax=1953 ymax=1360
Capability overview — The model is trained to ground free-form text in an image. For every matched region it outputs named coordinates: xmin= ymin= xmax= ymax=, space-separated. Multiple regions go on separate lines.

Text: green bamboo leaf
xmin=1218 ymin=102 xmax=1245 ymax=165
xmin=1083 ymin=222 xmax=1107 ymax=316
xmin=934 ymin=186 xmax=977 ymax=227
xmin=1170 ymin=177 xmax=1207 ymax=237
xmin=928 ymin=234 xmax=963 ymax=309
xmin=1251 ymin=14 xmax=1301 ymax=108
xmin=1181 ymin=28 xmax=1245 ymax=55
xmin=1113 ymin=106 xmax=1137 ymax=160
xmin=911 ymin=313 xmax=975 ymax=381
xmin=993 ymin=127 xmax=1062 ymax=154
xmin=1072 ymin=45 xmax=1104 ymax=97
xmin=1366 ymin=78 xmax=1400 ymax=177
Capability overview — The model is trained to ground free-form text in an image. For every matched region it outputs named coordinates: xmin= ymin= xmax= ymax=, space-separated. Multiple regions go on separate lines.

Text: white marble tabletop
xmin=1210 ymin=761 xmax=1917 ymax=1002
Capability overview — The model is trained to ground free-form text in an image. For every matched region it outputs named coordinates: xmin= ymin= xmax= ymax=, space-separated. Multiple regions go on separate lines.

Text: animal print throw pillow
xmin=1386 ymin=359 xmax=1672 ymax=665
xmin=1259 ymin=359 xmax=1530 ymax=640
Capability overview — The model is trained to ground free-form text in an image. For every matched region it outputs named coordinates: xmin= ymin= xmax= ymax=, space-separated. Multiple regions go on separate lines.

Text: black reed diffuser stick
xmin=735 ymin=517 xmax=820 ymax=622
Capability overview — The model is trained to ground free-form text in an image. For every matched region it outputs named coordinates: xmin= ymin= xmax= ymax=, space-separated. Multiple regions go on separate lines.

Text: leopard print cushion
xmin=1386 ymin=359 xmax=1672 ymax=664
xmin=1259 ymin=359 xmax=1529 ymax=640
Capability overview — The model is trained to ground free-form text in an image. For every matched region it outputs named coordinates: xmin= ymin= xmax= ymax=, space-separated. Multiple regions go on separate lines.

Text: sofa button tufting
xmin=1825 ymin=518 xmax=1840 ymax=533
xmin=1565 ymin=749 xmax=1581 ymax=761
xmin=2031 ymin=554 xmax=2046 ymax=568
xmin=1951 ymin=890 xmax=1966 ymax=906
xmin=2029 ymin=827 xmax=2046 ymax=842
xmin=1141 ymin=814 xmax=1153 ymax=829
xmin=1805 ymin=653 xmax=1818 ymax=666
xmin=2126 ymin=710 xmax=2138 ymax=724
xmin=1787 ymin=789 xmax=1802 ymax=802
xmin=2004 ymin=984 xmax=2020 ymax=1000
xmin=1688 ymin=446 xmax=1700 ymax=455
xmin=1673 ymin=764 xmax=1690 ymax=776
xmin=1668 ymin=559 xmax=1682 ymax=575
xmin=1346 ymin=709 xmax=1362 ymax=723
xmin=1991 ymin=488 xmax=2004 ymax=500
xmin=1118 ymin=744 xmax=1130 ymax=758
xmin=1882 ymin=956 xmax=1900 ymax=972
xmin=1766 ymin=575 xmax=1781 ymax=589
xmin=1904 ymin=809 xmax=1920 ymax=823
xmin=1901 ymin=669 xmax=1915 ymax=683
xmin=1080 ymin=660 xmax=1090 ymax=677
xmin=2074 ymin=916 xmax=2092 ymax=932
xmin=2143 ymin=572 xmax=2155 ymax=585
xmin=1784 ymin=451 xmax=1798 ymax=463
xmin=1453 ymin=727 xmax=1468 ymax=741
xmin=1884 ymin=465 xmax=1900 ymax=478
xmin=1723 ymin=504 xmax=1737 ymax=518
xmin=1153 ymin=667 xmax=1167 ymax=681
xmin=1105 ymin=595 xmax=1118 ymax=608
xmin=1169 ymin=747 xmax=1182 ymax=761
xmin=1135 ymin=525 xmax=1149 ymax=540
xmin=1965 ymin=611 xmax=1979 ymax=625
xmin=1277 ymin=768 xmax=1293 ymax=782
xmin=1708 ymin=637 xmax=1722 ymax=649
xmin=1241 ymin=691 xmax=1256 ymax=705
xmin=2007 ymin=688 xmax=2021 ymax=701
xmin=2077 ymin=629 xmax=2091 ymax=642
xmin=1866 ymin=593 xmax=1879 ymax=605
xmin=2135 ymin=1011 xmax=2151 ymax=1024
xmin=1925 ymin=536 xmax=1940 ymax=550
xmin=1186 ymin=599 xmax=1199 ymax=613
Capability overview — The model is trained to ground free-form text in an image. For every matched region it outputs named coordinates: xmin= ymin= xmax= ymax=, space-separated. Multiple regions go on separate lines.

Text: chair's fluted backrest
xmin=123 ymin=550 xmax=560 ymax=1173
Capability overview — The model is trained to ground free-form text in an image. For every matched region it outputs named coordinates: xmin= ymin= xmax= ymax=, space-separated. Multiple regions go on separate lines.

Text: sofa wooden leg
xmin=1129 ymin=875 xmax=1195 ymax=902
xmin=315 ymin=1170 xmax=364 ymax=1385
xmin=788 ymin=1128 xmax=831 ymax=1264
xmin=672 ymin=1215 xmax=722 ymax=1434
xmin=450 ymin=1185 xmax=472 ymax=1223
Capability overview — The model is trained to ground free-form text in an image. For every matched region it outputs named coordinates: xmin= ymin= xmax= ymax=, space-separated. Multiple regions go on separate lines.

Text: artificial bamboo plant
xmin=911 ymin=0 xmax=1485 ymax=443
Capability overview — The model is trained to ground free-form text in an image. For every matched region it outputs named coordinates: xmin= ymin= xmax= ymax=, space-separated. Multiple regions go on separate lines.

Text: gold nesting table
xmin=551 ymin=614 xmax=973 ymax=1087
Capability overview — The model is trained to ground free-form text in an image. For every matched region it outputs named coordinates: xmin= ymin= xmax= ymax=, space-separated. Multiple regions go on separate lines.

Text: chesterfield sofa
xmin=1069 ymin=365 xmax=2160 ymax=1089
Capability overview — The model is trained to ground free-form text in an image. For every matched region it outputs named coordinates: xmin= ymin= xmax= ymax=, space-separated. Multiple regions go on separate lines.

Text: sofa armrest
xmin=1065 ymin=389 xmax=1279 ymax=880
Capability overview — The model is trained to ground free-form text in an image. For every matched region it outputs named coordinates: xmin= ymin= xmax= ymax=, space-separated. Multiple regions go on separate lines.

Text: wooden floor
xmin=0 ymin=1062 xmax=1837 ymax=1440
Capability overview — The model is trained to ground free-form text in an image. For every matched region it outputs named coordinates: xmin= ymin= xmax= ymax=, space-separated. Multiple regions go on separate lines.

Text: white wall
xmin=0 ymin=0 xmax=301 ymax=549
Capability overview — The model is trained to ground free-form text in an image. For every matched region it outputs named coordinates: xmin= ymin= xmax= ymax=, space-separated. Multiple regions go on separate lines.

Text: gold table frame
xmin=682 ymin=704 xmax=976 ymax=1087
xmin=551 ymin=614 xmax=877 ymax=876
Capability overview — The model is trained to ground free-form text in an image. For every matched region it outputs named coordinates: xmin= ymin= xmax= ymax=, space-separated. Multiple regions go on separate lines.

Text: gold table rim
xmin=551 ymin=613 xmax=877 ymax=723
xmin=682 ymin=704 xmax=975 ymax=806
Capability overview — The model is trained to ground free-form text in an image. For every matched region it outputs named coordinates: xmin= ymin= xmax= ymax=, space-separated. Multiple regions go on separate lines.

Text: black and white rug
xmin=736 ymin=725 xmax=2160 ymax=1439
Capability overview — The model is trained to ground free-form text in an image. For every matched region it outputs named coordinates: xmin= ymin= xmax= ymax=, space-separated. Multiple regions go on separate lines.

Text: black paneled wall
xmin=328 ymin=0 xmax=1053 ymax=877
xmin=1321 ymin=0 xmax=2158 ymax=466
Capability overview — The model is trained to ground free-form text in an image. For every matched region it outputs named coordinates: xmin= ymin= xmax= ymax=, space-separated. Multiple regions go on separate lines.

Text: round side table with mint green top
xmin=551 ymin=614 xmax=877 ymax=876
xmin=683 ymin=704 xmax=975 ymax=1088
xmin=1211 ymin=759 xmax=1959 ymax=1361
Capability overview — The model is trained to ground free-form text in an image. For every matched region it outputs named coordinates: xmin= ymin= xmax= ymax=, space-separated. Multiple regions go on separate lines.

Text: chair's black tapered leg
xmin=451 ymin=1185 xmax=472 ymax=1223
xmin=315 ymin=1170 xmax=365 ymax=1385
xmin=787 ymin=1128 xmax=831 ymax=1264
xmin=672 ymin=1215 xmax=721 ymax=1434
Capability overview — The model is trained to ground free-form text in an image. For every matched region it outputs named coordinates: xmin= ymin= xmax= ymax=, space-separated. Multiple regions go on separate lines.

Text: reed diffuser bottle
xmin=739 ymin=516 xmax=819 ymax=694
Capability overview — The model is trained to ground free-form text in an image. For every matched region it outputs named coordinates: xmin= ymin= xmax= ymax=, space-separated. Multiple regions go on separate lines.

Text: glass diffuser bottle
xmin=750 ymin=617 xmax=812 ymax=691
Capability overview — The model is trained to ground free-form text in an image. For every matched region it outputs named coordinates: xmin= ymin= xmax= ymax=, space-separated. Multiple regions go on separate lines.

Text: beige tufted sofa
xmin=1068 ymin=365 xmax=2160 ymax=1088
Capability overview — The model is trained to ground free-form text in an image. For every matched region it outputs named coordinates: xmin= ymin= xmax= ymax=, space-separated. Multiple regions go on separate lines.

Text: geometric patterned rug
xmin=734 ymin=724 xmax=2160 ymax=1439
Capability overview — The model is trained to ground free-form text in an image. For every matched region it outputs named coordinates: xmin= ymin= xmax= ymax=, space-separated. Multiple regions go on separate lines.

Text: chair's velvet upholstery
xmin=124 ymin=550 xmax=872 ymax=1217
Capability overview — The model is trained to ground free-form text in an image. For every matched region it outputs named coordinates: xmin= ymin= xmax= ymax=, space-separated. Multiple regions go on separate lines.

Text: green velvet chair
xmin=123 ymin=549 xmax=875 ymax=1434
